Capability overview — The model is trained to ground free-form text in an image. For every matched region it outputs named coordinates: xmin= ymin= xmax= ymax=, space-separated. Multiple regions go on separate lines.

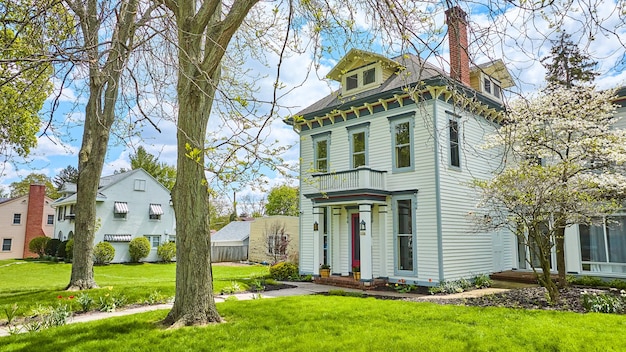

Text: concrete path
xmin=0 ymin=282 xmax=508 ymax=337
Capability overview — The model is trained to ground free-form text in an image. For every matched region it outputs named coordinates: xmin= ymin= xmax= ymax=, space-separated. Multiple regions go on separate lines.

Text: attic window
xmin=342 ymin=64 xmax=380 ymax=95
xmin=346 ymin=74 xmax=358 ymax=90
xmin=482 ymin=74 xmax=502 ymax=100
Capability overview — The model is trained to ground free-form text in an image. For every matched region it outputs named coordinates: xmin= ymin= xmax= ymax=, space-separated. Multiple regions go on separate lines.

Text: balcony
xmin=312 ymin=167 xmax=387 ymax=194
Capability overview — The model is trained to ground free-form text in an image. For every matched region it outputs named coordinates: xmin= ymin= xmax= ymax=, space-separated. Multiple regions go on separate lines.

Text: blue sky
xmin=2 ymin=1 xmax=625 ymax=203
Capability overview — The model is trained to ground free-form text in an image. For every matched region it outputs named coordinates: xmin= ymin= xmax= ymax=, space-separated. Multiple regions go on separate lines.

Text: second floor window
xmin=393 ymin=121 xmax=412 ymax=170
xmin=449 ymin=117 xmax=461 ymax=168
xmin=114 ymin=202 xmax=128 ymax=219
xmin=13 ymin=214 xmax=21 ymax=225
xmin=315 ymin=139 xmax=328 ymax=172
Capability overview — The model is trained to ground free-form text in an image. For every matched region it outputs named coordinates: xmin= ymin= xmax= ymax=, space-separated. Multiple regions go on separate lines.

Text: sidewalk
xmin=0 ymin=282 xmax=508 ymax=337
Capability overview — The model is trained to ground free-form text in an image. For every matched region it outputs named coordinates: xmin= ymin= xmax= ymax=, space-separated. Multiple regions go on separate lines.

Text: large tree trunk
xmin=65 ymin=0 xmax=140 ymax=290
xmin=554 ymin=219 xmax=567 ymax=288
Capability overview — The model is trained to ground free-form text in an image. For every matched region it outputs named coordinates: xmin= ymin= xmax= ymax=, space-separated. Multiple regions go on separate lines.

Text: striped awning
xmin=114 ymin=202 xmax=128 ymax=214
xmin=104 ymin=234 xmax=132 ymax=242
xmin=149 ymin=203 xmax=164 ymax=215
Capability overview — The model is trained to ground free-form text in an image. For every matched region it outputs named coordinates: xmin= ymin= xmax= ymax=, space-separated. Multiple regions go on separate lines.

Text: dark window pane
xmin=398 ymin=236 xmax=413 ymax=271
xmin=346 ymin=74 xmax=358 ymax=90
xmin=395 ymin=122 xmax=410 ymax=144
xmin=396 ymin=146 xmax=411 ymax=168
xmin=363 ymin=68 xmax=376 ymax=85
xmin=397 ymin=199 xmax=412 ymax=234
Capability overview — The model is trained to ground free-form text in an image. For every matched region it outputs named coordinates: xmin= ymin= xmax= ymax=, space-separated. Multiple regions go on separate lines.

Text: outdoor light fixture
xmin=360 ymin=219 xmax=366 ymax=231
xmin=313 ymin=221 xmax=319 ymax=231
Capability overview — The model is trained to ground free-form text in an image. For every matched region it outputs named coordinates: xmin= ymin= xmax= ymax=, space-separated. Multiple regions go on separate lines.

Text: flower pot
xmin=320 ymin=268 xmax=330 ymax=278
xmin=353 ymin=272 xmax=361 ymax=281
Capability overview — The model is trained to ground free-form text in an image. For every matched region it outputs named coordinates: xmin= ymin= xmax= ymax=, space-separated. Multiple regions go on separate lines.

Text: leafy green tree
xmin=265 ymin=185 xmax=299 ymax=216
xmin=10 ymin=173 xmax=60 ymax=199
xmin=126 ymin=146 xmax=176 ymax=190
xmin=474 ymin=86 xmax=626 ymax=304
xmin=53 ymin=165 xmax=79 ymax=189
xmin=0 ymin=1 xmax=70 ymax=158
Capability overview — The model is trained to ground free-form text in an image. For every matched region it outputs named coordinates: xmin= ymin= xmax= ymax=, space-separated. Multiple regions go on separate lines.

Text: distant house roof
xmin=211 ymin=221 xmax=251 ymax=244
xmin=52 ymin=168 xmax=168 ymax=207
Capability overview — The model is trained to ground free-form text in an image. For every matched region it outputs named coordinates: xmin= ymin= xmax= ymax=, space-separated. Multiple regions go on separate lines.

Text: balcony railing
xmin=312 ymin=168 xmax=386 ymax=193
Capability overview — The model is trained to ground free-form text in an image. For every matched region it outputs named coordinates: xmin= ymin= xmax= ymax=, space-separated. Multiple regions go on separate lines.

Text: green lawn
xmin=0 ymin=259 xmax=268 ymax=316
xmin=3 ymin=295 xmax=626 ymax=351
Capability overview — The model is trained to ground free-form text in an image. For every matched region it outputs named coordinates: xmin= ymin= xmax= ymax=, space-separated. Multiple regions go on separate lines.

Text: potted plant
xmin=352 ymin=266 xmax=361 ymax=281
xmin=320 ymin=263 xmax=331 ymax=278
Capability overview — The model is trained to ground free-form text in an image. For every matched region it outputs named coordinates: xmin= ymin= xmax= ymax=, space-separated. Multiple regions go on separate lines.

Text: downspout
xmin=433 ymin=98 xmax=445 ymax=282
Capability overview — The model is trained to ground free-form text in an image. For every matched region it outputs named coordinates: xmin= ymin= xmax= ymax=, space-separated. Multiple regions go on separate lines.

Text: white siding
xmin=435 ymin=100 xmax=514 ymax=280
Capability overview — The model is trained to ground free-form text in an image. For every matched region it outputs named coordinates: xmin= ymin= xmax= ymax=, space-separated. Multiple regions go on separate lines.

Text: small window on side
xmin=346 ymin=74 xmax=358 ymax=90
xmin=363 ymin=67 xmax=376 ymax=85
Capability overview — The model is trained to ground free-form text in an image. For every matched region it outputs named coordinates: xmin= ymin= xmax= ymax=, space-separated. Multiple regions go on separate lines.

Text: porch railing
xmin=313 ymin=168 xmax=386 ymax=193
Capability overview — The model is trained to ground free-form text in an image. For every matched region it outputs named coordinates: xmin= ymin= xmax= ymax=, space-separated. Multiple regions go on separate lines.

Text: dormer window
xmin=482 ymin=74 xmax=502 ymax=100
xmin=342 ymin=64 xmax=380 ymax=95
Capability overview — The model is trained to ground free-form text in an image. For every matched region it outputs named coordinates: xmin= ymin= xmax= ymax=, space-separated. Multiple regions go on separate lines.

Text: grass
xmin=0 ymin=259 xmax=268 ymax=316
xmin=3 ymin=295 xmax=626 ymax=351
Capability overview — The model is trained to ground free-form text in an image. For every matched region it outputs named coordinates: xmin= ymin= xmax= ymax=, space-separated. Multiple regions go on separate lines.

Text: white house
xmin=52 ymin=168 xmax=175 ymax=263
xmin=285 ymin=7 xmax=517 ymax=286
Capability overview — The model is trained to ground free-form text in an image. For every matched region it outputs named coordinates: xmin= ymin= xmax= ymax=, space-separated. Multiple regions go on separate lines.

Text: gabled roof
xmin=51 ymin=168 xmax=168 ymax=207
xmin=471 ymin=59 xmax=515 ymax=88
xmin=211 ymin=221 xmax=251 ymax=243
xmin=297 ymin=53 xmax=444 ymax=117
xmin=326 ymin=49 xmax=402 ymax=82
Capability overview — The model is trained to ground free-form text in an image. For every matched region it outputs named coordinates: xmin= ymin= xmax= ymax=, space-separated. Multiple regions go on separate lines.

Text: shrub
xmin=581 ymin=290 xmax=625 ymax=313
xmin=56 ymin=241 xmax=67 ymax=259
xmin=128 ymin=237 xmax=150 ymax=263
xmin=157 ymin=241 xmax=176 ymax=262
xmin=28 ymin=236 xmax=50 ymax=258
xmin=65 ymin=239 xmax=74 ymax=261
xmin=93 ymin=242 xmax=115 ymax=265
xmin=269 ymin=261 xmax=299 ymax=281
xmin=45 ymin=239 xmax=61 ymax=257
xmin=473 ymin=273 xmax=492 ymax=288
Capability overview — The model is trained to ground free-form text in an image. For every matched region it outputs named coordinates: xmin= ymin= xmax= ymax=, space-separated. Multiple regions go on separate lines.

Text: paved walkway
xmin=0 ymin=282 xmax=508 ymax=337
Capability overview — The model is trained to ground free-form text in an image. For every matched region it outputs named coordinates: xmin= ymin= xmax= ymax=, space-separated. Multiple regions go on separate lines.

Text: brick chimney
xmin=23 ymin=184 xmax=47 ymax=258
xmin=445 ymin=6 xmax=471 ymax=86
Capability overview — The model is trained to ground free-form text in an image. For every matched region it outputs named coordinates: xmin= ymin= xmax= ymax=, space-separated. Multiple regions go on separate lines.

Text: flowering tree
xmin=474 ymin=86 xmax=626 ymax=303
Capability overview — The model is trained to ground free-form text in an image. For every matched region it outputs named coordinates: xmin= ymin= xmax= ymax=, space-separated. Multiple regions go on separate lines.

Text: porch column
xmin=359 ymin=203 xmax=373 ymax=281
xmin=378 ymin=205 xmax=388 ymax=277
xmin=313 ymin=206 xmax=322 ymax=275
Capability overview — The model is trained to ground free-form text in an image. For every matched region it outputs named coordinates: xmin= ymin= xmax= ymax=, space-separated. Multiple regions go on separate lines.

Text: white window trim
xmin=481 ymin=73 xmax=502 ymax=100
xmin=447 ymin=113 xmax=462 ymax=170
xmin=341 ymin=63 xmax=382 ymax=95
xmin=312 ymin=131 xmax=331 ymax=173
xmin=347 ymin=122 xmax=370 ymax=169
xmin=2 ymin=238 xmax=12 ymax=252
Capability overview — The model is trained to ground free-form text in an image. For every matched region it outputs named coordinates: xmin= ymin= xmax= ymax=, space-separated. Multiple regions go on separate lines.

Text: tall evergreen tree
xmin=53 ymin=165 xmax=79 ymax=189
xmin=542 ymin=32 xmax=599 ymax=88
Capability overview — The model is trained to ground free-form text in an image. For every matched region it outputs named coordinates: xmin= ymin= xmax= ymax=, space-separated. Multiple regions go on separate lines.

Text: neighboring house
xmin=52 ymin=168 xmax=175 ymax=263
xmin=0 ymin=185 xmax=55 ymax=259
xmin=211 ymin=221 xmax=251 ymax=262
xmin=211 ymin=216 xmax=300 ymax=263
xmin=248 ymin=216 xmax=299 ymax=264
xmin=562 ymin=86 xmax=626 ymax=278
xmin=284 ymin=7 xmax=517 ymax=286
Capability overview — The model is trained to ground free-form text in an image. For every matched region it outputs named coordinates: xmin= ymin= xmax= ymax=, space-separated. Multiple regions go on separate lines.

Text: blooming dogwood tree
xmin=474 ymin=86 xmax=626 ymax=303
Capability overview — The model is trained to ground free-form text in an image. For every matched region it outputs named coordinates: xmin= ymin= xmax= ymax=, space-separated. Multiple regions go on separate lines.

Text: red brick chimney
xmin=23 ymin=184 xmax=47 ymax=258
xmin=446 ymin=6 xmax=471 ymax=86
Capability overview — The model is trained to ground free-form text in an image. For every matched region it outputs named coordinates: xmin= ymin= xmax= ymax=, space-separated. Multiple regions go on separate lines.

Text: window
xmin=394 ymin=198 xmax=415 ymax=272
xmin=267 ymin=234 xmax=289 ymax=255
xmin=47 ymin=215 xmax=54 ymax=225
xmin=145 ymin=235 xmax=161 ymax=248
xmin=2 ymin=238 xmax=11 ymax=251
xmin=13 ymin=214 xmax=21 ymax=225
xmin=149 ymin=204 xmax=163 ymax=220
xmin=134 ymin=179 xmax=146 ymax=191
xmin=493 ymin=83 xmax=501 ymax=99
xmin=389 ymin=116 xmax=414 ymax=172
xmin=114 ymin=201 xmax=128 ymax=219
xmin=363 ymin=67 xmax=376 ymax=85
xmin=342 ymin=64 xmax=379 ymax=94
xmin=346 ymin=74 xmax=358 ymax=91
xmin=580 ymin=216 xmax=626 ymax=273
xmin=347 ymin=122 xmax=369 ymax=169
xmin=57 ymin=207 xmax=63 ymax=221
xmin=312 ymin=132 xmax=331 ymax=173
xmin=483 ymin=77 xmax=491 ymax=94
xmin=449 ymin=116 xmax=461 ymax=168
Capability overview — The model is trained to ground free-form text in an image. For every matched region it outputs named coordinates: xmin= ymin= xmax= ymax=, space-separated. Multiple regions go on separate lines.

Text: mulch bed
xmin=406 ymin=287 xmax=613 ymax=313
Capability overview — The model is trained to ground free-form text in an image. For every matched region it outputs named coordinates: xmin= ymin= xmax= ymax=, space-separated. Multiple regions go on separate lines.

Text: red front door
xmin=351 ymin=213 xmax=360 ymax=270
